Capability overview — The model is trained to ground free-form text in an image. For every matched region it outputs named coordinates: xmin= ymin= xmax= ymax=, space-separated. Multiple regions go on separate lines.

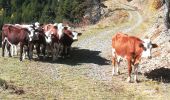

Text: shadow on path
xmin=40 ymin=47 xmax=110 ymax=66
xmin=144 ymin=67 xmax=170 ymax=83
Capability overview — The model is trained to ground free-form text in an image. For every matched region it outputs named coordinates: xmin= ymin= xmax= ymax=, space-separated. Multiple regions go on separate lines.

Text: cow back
xmin=112 ymin=33 xmax=143 ymax=58
xmin=6 ymin=25 xmax=29 ymax=45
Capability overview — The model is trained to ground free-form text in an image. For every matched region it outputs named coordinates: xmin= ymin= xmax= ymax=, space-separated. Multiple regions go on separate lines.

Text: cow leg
xmin=61 ymin=45 xmax=66 ymax=58
xmin=28 ymin=43 xmax=33 ymax=60
xmin=46 ymin=45 xmax=49 ymax=57
xmin=55 ymin=43 xmax=60 ymax=59
xmin=36 ymin=43 xmax=41 ymax=59
xmin=112 ymin=48 xmax=117 ymax=75
xmin=20 ymin=43 xmax=24 ymax=61
xmin=2 ymin=39 xmax=7 ymax=57
xmin=11 ymin=45 xmax=14 ymax=57
xmin=64 ymin=46 xmax=68 ymax=57
xmin=112 ymin=57 xmax=116 ymax=75
xmin=23 ymin=45 xmax=28 ymax=60
xmin=66 ymin=46 xmax=71 ymax=57
xmin=134 ymin=63 xmax=139 ymax=83
xmin=115 ymin=60 xmax=121 ymax=75
xmin=64 ymin=46 xmax=67 ymax=57
xmin=52 ymin=43 xmax=57 ymax=61
xmin=42 ymin=44 xmax=46 ymax=59
xmin=127 ymin=59 xmax=132 ymax=83
xmin=7 ymin=43 xmax=12 ymax=57
xmin=14 ymin=45 xmax=17 ymax=55
xmin=52 ymin=42 xmax=60 ymax=61
xmin=59 ymin=44 xmax=64 ymax=58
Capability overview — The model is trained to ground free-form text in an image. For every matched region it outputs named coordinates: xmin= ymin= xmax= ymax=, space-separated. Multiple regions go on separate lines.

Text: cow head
xmin=29 ymin=22 xmax=43 ymax=41
xmin=45 ymin=30 xmax=53 ymax=44
xmin=57 ymin=23 xmax=64 ymax=39
xmin=140 ymin=39 xmax=158 ymax=59
xmin=72 ymin=31 xmax=82 ymax=41
xmin=63 ymin=25 xmax=82 ymax=41
xmin=27 ymin=26 xmax=36 ymax=41
xmin=44 ymin=23 xmax=59 ymax=44
xmin=19 ymin=23 xmax=40 ymax=42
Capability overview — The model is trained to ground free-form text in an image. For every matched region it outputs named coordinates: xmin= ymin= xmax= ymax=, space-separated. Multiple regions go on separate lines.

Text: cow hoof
xmin=112 ymin=71 xmax=120 ymax=76
xmin=134 ymin=80 xmax=140 ymax=83
xmin=126 ymin=77 xmax=132 ymax=83
xmin=117 ymin=71 xmax=120 ymax=75
xmin=112 ymin=72 xmax=115 ymax=76
xmin=115 ymin=73 xmax=119 ymax=76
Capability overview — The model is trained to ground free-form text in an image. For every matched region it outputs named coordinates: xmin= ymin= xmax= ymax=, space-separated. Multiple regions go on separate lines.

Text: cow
xmin=43 ymin=23 xmax=61 ymax=61
xmin=111 ymin=33 xmax=158 ymax=83
xmin=32 ymin=25 xmax=46 ymax=59
xmin=14 ymin=22 xmax=43 ymax=59
xmin=1 ymin=24 xmax=32 ymax=61
xmin=60 ymin=26 xmax=82 ymax=58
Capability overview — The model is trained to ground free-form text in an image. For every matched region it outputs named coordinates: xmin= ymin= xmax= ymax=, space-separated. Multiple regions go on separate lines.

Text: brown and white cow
xmin=14 ymin=22 xmax=42 ymax=59
xmin=43 ymin=23 xmax=61 ymax=61
xmin=111 ymin=33 xmax=158 ymax=83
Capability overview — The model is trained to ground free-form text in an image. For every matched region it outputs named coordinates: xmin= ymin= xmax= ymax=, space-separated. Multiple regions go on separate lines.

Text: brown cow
xmin=112 ymin=33 xmax=158 ymax=83
xmin=2 ymin=24 xmax=32 ymax=61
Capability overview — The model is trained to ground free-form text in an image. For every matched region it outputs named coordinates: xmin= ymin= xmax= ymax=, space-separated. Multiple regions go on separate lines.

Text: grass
xmin=0 ymin=55 xmax=169 ymax=99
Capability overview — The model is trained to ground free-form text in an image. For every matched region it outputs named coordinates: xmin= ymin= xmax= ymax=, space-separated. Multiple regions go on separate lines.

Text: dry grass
xmin=96 ymin=10 xmax=129 ymax=29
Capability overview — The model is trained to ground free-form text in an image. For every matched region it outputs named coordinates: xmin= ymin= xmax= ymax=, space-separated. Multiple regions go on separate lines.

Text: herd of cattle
xmin=1 ymin=22 xmax=158 ymax=83
xmin=1 ymin=22 xmax=82 ymax=61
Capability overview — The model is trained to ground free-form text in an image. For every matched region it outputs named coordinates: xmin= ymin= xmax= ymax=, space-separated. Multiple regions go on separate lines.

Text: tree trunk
xmin=164 ymin=0 xmax=170 ymax=30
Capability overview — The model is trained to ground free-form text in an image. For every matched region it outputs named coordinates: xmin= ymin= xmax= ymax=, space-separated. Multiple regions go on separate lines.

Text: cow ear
xmin=139 ymin=43 xmax=146 ymax=51
xmin=152 ymin=43 xmax=158 ymax=48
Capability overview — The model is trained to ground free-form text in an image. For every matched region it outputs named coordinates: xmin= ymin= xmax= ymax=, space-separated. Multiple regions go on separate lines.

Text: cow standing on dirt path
xmin=111 ymin=33 xmax=158 ymax=83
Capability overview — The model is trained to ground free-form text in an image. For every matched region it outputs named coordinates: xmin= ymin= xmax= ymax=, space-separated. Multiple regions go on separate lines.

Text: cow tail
xmin=112 ymin=48 xmax=116 ymax=57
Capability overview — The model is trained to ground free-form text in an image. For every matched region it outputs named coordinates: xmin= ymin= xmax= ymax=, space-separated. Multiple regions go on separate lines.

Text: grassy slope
xmin=0 ymin=56 xmax=167 ymax=99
